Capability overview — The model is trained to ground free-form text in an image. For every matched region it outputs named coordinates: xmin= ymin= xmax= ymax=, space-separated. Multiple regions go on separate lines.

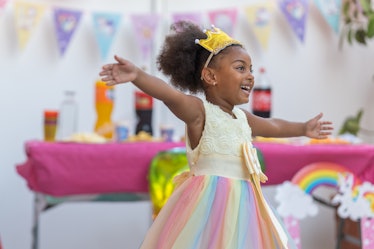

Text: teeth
xmin=241 ymin=85 xmax=250 ymax=90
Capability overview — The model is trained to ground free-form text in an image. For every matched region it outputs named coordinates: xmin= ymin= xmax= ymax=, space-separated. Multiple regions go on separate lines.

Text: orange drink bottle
xmin=44 ymin=110 xmax=59 ymax=142
xmin=94 ymin=80 xmax=114 ymax=139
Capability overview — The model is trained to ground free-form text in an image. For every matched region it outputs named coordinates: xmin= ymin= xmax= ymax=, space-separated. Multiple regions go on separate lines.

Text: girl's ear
xmin=201 ymin=67 xmax=217 ymax=86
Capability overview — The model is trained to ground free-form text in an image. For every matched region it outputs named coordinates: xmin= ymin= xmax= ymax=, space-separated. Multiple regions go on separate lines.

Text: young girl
xmin=100 ymin=21 xmax=333 ymax=249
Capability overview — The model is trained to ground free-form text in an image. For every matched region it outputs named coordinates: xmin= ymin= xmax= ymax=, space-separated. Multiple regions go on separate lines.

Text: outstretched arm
xmin=99 ymin=55 xmax=204 ymax=127
xmin=243 ymin=110 xmax=333 ymax=139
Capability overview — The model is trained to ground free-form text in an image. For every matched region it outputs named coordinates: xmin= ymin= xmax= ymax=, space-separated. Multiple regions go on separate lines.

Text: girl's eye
xmin=237 ymin=66 xmax=245 ymax=71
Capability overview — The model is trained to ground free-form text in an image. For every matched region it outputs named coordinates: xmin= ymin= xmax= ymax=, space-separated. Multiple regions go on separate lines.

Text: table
xmin=17 ymin=141 xmax=374 ymax=196
xmin=253 ymin=142 xmax=374 ymax=185
xmin=16 ymin=140 xmax=374 ymax=249
xmin=16 ymin=140 xmax=184 ymax=249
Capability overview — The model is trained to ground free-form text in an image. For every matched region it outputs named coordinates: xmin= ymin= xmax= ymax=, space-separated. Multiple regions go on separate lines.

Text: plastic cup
xmin=115 ymin=121 xmax=129 ymax=142
xmin=160 ymin=125 xmax=174 ymax=142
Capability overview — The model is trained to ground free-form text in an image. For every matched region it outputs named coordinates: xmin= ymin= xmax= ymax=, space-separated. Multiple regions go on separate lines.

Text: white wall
xmin=1 ymin=0 xmax=373 ymax=248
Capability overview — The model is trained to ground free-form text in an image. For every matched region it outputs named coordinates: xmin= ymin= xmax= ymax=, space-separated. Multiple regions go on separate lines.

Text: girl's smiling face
xmin=209 ymin=46 xmax=254 ymax=107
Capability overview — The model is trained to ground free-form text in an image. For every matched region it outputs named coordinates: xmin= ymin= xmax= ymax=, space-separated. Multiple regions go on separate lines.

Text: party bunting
xmin=314 ymin=0 xmax=342 ymax=34
xmin=244 ymin=2 xmax=276 ymax=50
xmin=130 ymin=13 xmax=160 ymax=63
xmin=207 ymin=8 xmax=238 ymax=36
xmin=92 ymin=12 xmax=122 ymax=60
xmin=0 ymin=0 xmax=8 ymax=9
xmin=171 ymin=12 xmax=203 ymax=27
xmin=53 ymin=7 xmax=82 ymax=57
xmin=279 ymin=0 xmax=309 ymax=42
xmin=13 ymin=1 xmax=45 ymax=50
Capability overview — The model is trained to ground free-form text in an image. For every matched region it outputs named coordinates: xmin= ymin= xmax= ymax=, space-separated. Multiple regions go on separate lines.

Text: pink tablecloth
xmin=16 ymin=140 xmax=374 ymax=197
xmin=254 ymin=142 xmax=374 ymax=186
xmin=16 ymin=141 xmax=184 ymax=196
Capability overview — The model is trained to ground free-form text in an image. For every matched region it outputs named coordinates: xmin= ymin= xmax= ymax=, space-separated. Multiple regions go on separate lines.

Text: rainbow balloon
xmin=291 ymin=162 xmax=360 ymax=194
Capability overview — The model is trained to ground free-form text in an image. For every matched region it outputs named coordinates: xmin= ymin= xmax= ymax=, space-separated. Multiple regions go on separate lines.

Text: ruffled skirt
xmin=139 ymin=174 xmax=296 ymax=249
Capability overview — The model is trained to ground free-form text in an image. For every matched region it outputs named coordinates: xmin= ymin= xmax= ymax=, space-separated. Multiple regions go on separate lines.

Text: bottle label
xmin=252 ymin=89 xmax=271 ymax=112
xmin=135 ymin=91 xmax=153 ymax=110
xmin=96 ymin=84 xmax=114 ymax=104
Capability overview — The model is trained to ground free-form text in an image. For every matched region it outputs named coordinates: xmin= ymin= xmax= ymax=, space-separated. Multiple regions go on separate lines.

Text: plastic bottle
xmin=94 ymin=80 xmax=115 ymax=139
xmin=58 ymin=91 xmax=78 ymax=140
xmin=44 ymin=110 xmax=59 ymax=142
xmin=252 ymin=67 xmax=272 ymax=118
xmin=135 ymin=90 xmax=153 ymax=135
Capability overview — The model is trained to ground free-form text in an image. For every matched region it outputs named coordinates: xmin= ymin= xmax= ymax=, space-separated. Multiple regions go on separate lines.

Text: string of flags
xmin=0 ymin=0 xmax=343 ymax=59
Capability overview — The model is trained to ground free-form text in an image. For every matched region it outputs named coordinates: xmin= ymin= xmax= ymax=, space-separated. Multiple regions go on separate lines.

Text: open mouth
xmin=240 ymin=85 xmax=251 ymax=93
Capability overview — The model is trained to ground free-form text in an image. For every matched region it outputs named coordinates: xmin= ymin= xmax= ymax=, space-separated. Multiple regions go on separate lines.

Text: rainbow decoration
xmin=291 ymin=162 xmax=360 ymax=194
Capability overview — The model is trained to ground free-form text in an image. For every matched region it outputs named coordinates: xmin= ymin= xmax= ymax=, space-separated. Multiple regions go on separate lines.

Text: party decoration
xmin=244 ymin=1 xmax=276 ymax=49
xmin=130 ymin=13 xmax=160 ymax=64
xmin=277 ymin=162 xmax=357 ymax=248
xmin=0 ymin=0 xmax=8 ymax=9
xmin=148 ymin=147 xmax=189 ymax=219
xmin=92 ymin=12 xmax=122 ymax=60
xmin=361 ymin=217 xmax=374 ymax=249
xmin=278 ymin=0 xmax=309 ymax=42
xmin=332 ymin=174 xmax=374 ymax=220
xmin=314 ymin=0 xmax=342 ymax=34
xmin=291 ymin=162 xmax=359 ymax=194
xmin=275 ymin=181 xmax=318 ymax=248
xmin=331 ymin=174 xmax=374 ymax=249
xmin=283 ymin=216 xmax=302 ymax=249
xmin=13 ymin=1 xmax=45 ymax=50
xmin=277 ymin=161 xmax=374 ymax=249
xmin=195 ymin=25 xmax=242 ymax=68
xmin=207 ymin=8 xmax=238 ymax=36
xmin=53 ymin=7 xmax=82 ymax=56
xmin=172 ymin=12 xmax=203 ymax=27
xmin=276 ymin=181 xmax=318 ymax=220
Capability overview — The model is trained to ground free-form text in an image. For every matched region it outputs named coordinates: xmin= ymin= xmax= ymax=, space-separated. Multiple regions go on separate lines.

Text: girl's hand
xmin=99 ymin=55 xmax=138 ymax=86
xmin=305 ymin=113 xmax=333 ymax=139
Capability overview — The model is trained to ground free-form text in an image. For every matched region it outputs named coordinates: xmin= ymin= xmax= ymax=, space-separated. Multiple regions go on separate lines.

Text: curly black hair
xmin=156 ymin=21 xmax=211 ymax=94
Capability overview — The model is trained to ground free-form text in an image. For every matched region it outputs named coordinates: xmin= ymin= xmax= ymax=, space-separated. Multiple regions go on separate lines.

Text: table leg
xmin=32 ymin=193 xmax=47 ymax=249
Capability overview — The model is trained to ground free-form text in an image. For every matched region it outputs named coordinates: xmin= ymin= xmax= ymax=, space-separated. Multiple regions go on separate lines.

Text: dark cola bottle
xmin=135 ymin=91 xmax=153 ymax=135
xmin=252 ymin=67 xmax=272 ymax=118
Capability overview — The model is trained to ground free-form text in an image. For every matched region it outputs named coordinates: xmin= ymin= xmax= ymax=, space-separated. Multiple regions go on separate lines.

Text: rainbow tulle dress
xmin=140 ymin=100 xmax=296 ymax=249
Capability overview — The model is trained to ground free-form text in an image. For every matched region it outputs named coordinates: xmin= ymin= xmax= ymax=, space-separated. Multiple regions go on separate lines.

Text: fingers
xmin=317 ymin=120 xmax=333 ymax=139
xmin=101 ymin=63 xmax=113 ymax=71
xmin=313 ymin=112 xmax=323 ymax=121
xmin=114 ymin=55 xmax=126 ymax=64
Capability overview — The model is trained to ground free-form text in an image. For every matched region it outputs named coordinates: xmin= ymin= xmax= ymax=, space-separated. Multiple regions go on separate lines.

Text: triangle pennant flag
xmin=53 ymin=7 xmax=82 ymax=57
xmin=314 ymin=0 xmax=342 ymax=34
xmin=92 ymin=12 xmax=122 ymax=60
xmin=13 ymin=1 xmax=45 ymax=50
xmin=279 ymin=0 xmax=309 ymax=42
xmin=244 ymin=1 xmax=276 ymax=50
xmin=0 ymin=0 xmax=8 ymax=9
xmin=130 ymin=13 xmax=160 ymax=63
xmin=207 ymin=8 xmax=238 ymax=36
xmin=171 ymin=12 xmax=203 ymax=27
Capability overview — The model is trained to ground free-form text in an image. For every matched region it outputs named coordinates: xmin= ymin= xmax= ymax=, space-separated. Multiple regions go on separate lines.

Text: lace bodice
xmin=186 ymin=100 xmax=253 ymax=164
